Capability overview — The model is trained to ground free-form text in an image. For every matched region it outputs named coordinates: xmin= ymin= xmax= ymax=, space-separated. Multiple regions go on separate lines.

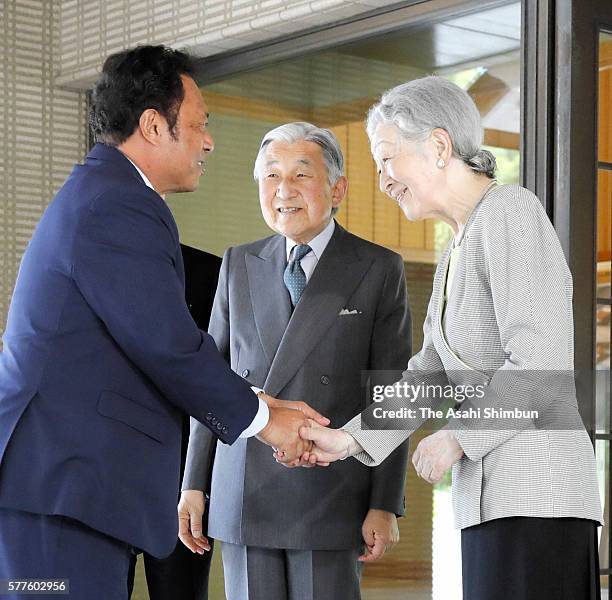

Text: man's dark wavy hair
xmin=89 ymin=45 xmax=195 ymax=146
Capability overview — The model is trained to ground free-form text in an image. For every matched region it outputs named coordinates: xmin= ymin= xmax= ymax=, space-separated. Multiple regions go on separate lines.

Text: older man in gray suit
xmin=179 ymin=122 xmax=411 ymax=600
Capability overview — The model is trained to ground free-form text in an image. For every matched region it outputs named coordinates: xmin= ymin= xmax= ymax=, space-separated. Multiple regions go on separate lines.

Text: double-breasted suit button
xmin=206 ymin=412 xmax=213 ymax=421
xmin=211 ymin=417 xmax=218 ymax=425
xmin=222 ymin=426 xmax=228 ymax=434
xmin=320 ymin=375 xmax=330 ymax=385
xmin=242 ymin=369 xmax=250 ymax=378
xmin=216 ymin=422 xmax=223 ymax=431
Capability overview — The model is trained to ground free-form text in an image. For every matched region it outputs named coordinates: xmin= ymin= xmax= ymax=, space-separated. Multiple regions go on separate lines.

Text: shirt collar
xmin=285 ymin=218 xmax=335 ymax=262
xmin=123 ymin=155 xmax=155 ymax=191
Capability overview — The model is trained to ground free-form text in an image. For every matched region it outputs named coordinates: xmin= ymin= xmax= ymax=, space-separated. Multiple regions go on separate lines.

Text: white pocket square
xmin=338 ymin=308 xmax=362 ymax=316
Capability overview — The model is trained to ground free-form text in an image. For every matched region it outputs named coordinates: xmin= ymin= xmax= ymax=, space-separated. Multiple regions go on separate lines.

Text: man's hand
xmin=178 ymin=490 xmax=211 ymax=554
xmin=281 ymin=420 xmax=355 ymax=467
xmin=259 ymin=393 xmax=330 ymax=427
xmin=412 ymin=429 xmax=464 ymax=484
xmin=256 ymin=394 xmax=329 ymax=463
xmin=359 ymin=509 xmax=399 ymax=562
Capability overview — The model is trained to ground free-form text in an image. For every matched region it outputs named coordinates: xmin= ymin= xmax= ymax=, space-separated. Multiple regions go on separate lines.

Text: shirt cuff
xmin=239 ymin=391 xmax=269 ymax=438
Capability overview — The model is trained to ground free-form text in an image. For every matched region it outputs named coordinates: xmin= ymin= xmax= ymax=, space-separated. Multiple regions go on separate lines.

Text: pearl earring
xmin=436 ymin=158 xmax=445 ymax=169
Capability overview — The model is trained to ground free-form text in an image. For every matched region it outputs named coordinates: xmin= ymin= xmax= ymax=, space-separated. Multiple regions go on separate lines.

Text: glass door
xmin=558 ymin=2 xmax=612 ymax=597
xmin=172 ymin=2 xmax=521 ymax=599
xmin=596 ymin=25 xmax=612 ymax=599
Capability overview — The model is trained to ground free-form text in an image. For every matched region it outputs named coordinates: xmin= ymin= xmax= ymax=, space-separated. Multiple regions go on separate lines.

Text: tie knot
xmin=291 ymin=244 xmax=311 ymax=262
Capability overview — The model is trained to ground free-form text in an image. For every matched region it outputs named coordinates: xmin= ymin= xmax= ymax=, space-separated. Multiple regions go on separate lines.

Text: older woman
xmin=290 ymin=76 xmax=603 ymax=599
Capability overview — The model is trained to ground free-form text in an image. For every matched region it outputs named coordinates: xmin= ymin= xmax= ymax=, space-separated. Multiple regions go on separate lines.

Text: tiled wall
xmin=0 ymin=0 xmax=87 ymax=343
xmin=56 ymin=0 xmax=393 ymax=89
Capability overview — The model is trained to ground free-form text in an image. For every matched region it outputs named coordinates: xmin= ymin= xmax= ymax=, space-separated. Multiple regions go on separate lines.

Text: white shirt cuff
xmin=239 ymin=389 xmax=269 ymax=438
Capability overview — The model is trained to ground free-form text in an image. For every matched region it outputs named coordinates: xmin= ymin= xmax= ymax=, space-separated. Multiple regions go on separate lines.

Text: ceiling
xmin=204 ymin=2 xmax=521 ymax=133
xmin=335 ymin=3 xmax=520 ymax=71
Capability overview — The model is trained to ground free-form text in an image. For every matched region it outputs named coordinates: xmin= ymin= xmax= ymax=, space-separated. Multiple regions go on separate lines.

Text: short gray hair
xmin=253 ymin=122 xmax=344 ymax=186
xmin=366 ymin=76 xmax=496 ymax=178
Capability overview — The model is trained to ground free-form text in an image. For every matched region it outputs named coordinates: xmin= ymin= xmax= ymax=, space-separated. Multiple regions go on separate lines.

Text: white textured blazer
xmin=343 ymin=184 xmax=603 ymax=530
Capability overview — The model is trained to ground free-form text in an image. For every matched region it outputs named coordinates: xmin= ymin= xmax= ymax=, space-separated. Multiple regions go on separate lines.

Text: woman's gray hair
xmin=253 ymin=122 xmax=345 ymax=186
xmin=366 ymin=76 xmax=497 ymax=179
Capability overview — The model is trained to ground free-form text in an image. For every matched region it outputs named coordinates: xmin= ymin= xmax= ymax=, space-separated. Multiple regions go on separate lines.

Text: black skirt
xmin=461 ymin=517 xmax=601 ymax=600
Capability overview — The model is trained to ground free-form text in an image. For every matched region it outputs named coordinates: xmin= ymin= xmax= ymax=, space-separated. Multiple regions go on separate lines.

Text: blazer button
xmin=211 ymin=417 xmax=218 ymax=425
xmin=216 ymin=422 xmax=223 ymax=431
xmin=320 ymin=375 xmax=330 ymax=385
xmin=206 ymin=412 xmax=213 ymax=421
xmin=222 ymin=426 xmax=228 ymax=434
xmin=242 ymin=369 xmax=250 ymax=378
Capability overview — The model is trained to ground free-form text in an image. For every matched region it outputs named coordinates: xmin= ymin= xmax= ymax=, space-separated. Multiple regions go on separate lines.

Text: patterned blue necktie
xmin=284 ymin=244 xmax=312 ymax=306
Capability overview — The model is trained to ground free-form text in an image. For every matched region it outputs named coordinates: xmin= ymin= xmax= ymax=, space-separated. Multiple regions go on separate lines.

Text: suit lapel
xmin=246 ymin=236 xmax=292 ymax=365
xmin=263 ymin=225 xmax=372 ymax=397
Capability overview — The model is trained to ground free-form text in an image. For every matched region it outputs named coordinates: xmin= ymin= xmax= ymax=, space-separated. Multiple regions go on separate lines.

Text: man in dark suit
xmin=0 ymin=46 xmax=324 ymax=600
xmin=127 ymin=245 xmax=221 ymax=600
xmin=180 ymin=123 xmax=411 ymax=599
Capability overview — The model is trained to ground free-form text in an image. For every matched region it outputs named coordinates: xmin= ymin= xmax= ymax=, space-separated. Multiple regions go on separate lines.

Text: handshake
xmin=178 ymin=394 xmax=356 ymax=554
xmin=256 ymin=393 xmax=356 ymax=467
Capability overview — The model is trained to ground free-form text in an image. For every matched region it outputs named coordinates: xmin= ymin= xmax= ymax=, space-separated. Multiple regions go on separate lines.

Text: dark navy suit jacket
xmin=0 ymin=144 xmax=258 ymax=558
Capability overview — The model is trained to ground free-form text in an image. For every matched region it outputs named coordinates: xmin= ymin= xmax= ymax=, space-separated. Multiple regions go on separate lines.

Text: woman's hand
xmin=273 ymin=420 xmax=355 ymax=467
xmin=412 ymin=429 xmax=464 ymax=484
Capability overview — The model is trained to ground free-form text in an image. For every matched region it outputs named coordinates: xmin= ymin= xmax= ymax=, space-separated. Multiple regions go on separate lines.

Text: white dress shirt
xmin=124 ymin=153 xmax=269 ymax=438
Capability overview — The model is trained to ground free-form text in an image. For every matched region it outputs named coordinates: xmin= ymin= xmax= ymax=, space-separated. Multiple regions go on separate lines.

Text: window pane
xmin=599 ymin=31 xmax=612 ymax=165
xmin=598 ymin=169 xmax=612 ymax=300
xmin=166 ymin=3 xmax=521 ymax=597
xmin=597 ymin=370 xmax=611 ymax=433
xmin=598 ymin=29 xmax=612 ymax=301
xmin=598 ymin=305 xmax=611 ymax=369
xmin=598 ymin=30 xmax=612 ymax=597
xmin=168 ymin=3 xmax=522 ymax=266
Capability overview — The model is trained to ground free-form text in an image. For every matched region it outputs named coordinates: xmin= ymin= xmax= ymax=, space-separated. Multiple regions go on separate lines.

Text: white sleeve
xmin=239 ymin=391 xmax=269 ymax=438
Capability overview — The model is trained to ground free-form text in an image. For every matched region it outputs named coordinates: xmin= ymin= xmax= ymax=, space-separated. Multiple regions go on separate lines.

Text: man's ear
xmin=138 ymin=109 xmax=164 ymax=146
xmin=331 ymin=176 xmax=348 ymax=209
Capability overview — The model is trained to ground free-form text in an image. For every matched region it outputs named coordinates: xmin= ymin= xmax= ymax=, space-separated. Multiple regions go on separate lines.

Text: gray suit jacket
xmin=343 ymin=184 xmax=603 ymax=530
xmin=183 ymin=223 xmax=411 ymax=550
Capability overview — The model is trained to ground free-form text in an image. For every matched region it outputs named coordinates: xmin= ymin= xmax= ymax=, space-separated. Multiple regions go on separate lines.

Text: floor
xmin=364 ymin=592 xmax=431 ymax=599
xmin=130 ymin=487 xmax=608 ymax=599
xmin=132 ymin=559 xmax=610 ymax=600
xmin=129 ymin=488 xmax=460 ymax=600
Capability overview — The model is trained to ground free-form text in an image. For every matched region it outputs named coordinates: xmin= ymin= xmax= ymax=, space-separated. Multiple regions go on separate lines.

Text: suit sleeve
xmin=73 ymin=191 xmax=257 ymax=445
xmin=366 ymin=254 xmax=412 ymax=515
xmin=182 ymin=248 xmax=232 ymax=491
